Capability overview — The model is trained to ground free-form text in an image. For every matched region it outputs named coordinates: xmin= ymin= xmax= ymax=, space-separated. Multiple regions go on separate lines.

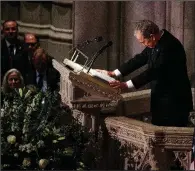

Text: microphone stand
xmin=86 ymin=41 xmax=113 ymax=73
xmin=86 ymin=51 xmax=102 ymax=73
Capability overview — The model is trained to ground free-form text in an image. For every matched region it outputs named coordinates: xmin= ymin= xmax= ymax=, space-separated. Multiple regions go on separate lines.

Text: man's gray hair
xmin=2 ymin=68 xmax=24 ymax=93
xmin=134 ymin=20 xmax=160 ymax=39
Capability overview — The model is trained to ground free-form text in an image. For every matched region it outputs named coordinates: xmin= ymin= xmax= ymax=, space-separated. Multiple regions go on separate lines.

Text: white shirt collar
xmin=36 ymin=70 xmax=46 ymax=77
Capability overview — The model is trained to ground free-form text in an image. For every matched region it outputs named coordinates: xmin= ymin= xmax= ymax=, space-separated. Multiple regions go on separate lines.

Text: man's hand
xmin=109 ymin=80 xmax=128 ymax=90
xmin=95 ymin=69 xmax=115 ymax=77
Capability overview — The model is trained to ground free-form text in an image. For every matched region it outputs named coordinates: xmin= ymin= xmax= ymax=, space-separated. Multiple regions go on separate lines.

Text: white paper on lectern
xmin=63 ymin=58 xmax=115 ymax=82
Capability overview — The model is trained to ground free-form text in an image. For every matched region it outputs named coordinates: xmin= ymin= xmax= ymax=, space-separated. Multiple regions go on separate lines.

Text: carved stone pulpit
xmin=53 ymin=58 xmax=194 ymax=170
xmin=52 ymin=59 xmax=122 ymax=132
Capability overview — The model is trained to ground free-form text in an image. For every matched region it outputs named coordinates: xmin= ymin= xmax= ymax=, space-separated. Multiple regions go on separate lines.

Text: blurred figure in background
xmin=2 ymin=68 xmax=24 ymax=94
xmin=24 ymin=33 xmax=40 ymax=65
xmin=26 ymin=48 xmax=60 ymax=92
xmin=1 ymin=20 xmax=29 ymax=82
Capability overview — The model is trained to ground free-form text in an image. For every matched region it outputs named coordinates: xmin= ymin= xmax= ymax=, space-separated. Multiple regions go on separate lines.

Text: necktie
xmin=9 ymin=44 xmax=15 ymax=68
xmin=151 ymin=48 xmax=155 ymax=55
xmin=9 ymin=44 xmax=15 ymax=56
xmin=37 ymin=74 xmax=43 ymax=89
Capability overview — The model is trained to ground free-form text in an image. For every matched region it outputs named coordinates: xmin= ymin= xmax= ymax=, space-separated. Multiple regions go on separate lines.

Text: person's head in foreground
xmin=134 ymin=20 xmax=162 ymax=48
xmin=2 ymin=68 xmax=24 ymax=93
xmin=32 ymin=48 xmax=48 ymax=74
xmin=24 ymin=33 xmax=39 ymax=52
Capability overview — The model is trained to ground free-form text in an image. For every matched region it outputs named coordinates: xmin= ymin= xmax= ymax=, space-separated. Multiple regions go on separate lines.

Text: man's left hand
xmin=109 ymin=80 xmax=128 ymax=90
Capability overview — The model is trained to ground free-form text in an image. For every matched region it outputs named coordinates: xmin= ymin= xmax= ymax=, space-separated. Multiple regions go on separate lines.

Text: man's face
xmin=8 ymin=72 xmax=21 ymax=89
xmin=33 ymin=54 xmax=47 ymax=73
xmin=25 ymin=34 xmax=38 ymax=51
xmin=135 ymin=30 xmax=157 ymax=48
xmin=3 ymin=21 xmax=18 ymax=42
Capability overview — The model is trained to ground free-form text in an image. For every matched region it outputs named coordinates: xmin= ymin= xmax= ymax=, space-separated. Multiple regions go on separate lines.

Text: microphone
xmin=87 ymin=41 xmax=113 ymax=73
xmin=95 ymin=41 xmax=113 ymax=56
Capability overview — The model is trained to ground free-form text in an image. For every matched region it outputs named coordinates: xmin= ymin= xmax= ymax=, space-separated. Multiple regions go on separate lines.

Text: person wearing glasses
xmin=24 ymin=33 xmax=40 ymax=65
xmin=24 ymin=33 xmax=59 ymax=92
xmin=1 ymin=20 xmax=29 ymax=82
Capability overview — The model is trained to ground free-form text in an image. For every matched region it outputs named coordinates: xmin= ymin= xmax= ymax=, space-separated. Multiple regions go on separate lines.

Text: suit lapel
xmin=1 ymin=39 xmax=12 ymax=69
xmin=14 ymin=41 xmax=22 ymax=58
xmin=2 ymin=39 xmax=9 ymax=57
xmin=150 ymin=46 xmax=161 ymax=67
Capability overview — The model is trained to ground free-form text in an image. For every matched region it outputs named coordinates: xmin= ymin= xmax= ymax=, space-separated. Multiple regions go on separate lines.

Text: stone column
xmin=184 ymin=2 xmax=195 ymax=108
xmin=73 ymin=2 xmax=123 ymax=71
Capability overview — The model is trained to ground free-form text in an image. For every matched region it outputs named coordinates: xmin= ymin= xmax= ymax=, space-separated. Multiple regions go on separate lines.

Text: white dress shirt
xmin=5 ymin=39 xmax=16 ymax=55
xmin=113 ymin=30 xmax=164 ymax=89
xmin=36 ymin=71 xmax=47 ymax=92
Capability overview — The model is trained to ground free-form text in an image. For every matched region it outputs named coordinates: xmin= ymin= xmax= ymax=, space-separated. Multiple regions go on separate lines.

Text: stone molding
xmin=52 ymin=59 xmax=74 ymax=107
xmin=52 ymin=0 xmax=73 ymax=6
xmin=192 ymin=88 xmax=195 ymax=109
xmin=1 ymin=20 xmax=73 ymax=43
xmin=122 ymin=88 xmax=195 ymax=109
xmin=69 ymin=72 xmax=122 ymax=101
xmin=105 ymin=116 xmax=194 ymax=170
xmin=121 ymin=89 xmax=151 ymax=101
xmin=105 ymin=116 xmax=194 ymax=149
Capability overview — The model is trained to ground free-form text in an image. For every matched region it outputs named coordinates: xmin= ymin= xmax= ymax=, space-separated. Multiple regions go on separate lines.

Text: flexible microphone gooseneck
xmin=87 ymin=41 xmax=113 ymax=73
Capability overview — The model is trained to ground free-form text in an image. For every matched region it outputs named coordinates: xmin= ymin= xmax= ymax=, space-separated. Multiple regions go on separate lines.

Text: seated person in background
xmin=2 ymin=68 xmax=24 ymax=94
xmin=26 ymin=48 xmax=60 ymax=92
xmin=1 ymin=20 xmax=29 ymax=82
xmin=24 ymin=33 xmax=40 ymax=66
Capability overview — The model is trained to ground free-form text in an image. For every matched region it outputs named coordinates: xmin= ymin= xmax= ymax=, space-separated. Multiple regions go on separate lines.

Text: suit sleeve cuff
xmin=126 ymin=80 xmax=134 ymax=89
xmin=113 ymin=69 xmax=121 ymax=77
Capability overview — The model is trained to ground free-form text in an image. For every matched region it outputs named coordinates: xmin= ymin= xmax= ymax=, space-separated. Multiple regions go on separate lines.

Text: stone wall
xmin=74 ymin=1 xmax=195 ymax=87
xmin=1 ymin=1 xmax=73 ymax=62
xmin=1 ymin=1 xmax=195 ymax=108
xmin=2 ymin=1 xmax=194 ymax=83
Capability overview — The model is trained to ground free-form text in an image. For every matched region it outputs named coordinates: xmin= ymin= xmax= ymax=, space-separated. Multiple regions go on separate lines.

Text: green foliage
xmin=1 ymin=87 xmax=102 ymax=170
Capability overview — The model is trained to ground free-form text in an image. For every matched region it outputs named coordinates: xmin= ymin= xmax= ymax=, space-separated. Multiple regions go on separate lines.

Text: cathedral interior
xmin=1 ymin=1 xmax=195 ymax=170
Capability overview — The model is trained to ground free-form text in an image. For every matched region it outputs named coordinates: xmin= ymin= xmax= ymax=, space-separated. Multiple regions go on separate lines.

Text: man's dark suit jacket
xmin=1 ymin=38 xmax=29 ymax=82
xmin=25 ymin=64 xmax=60 ymax=92
xmin=118 ymin=29 xmax=193 ymax=117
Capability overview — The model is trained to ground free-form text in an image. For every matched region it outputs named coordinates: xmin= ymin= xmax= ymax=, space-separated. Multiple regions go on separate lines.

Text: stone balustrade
xmin=52 ymin=58 xmax=195 ymax=170
xmin=105 ymin=116 xmax=194 ymax=170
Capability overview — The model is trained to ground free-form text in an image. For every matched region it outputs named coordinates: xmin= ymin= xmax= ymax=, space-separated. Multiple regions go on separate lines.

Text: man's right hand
xmin=95 ymin=69 xmax=115 ymax=77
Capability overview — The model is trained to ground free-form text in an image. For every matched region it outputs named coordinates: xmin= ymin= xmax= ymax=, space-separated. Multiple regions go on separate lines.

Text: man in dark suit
xmin=24 ymin=33 xmax=40 ymax=66
xmin=1 ymin=20 xmax=29 ymax=82
xmin=26 ymin=48 xmax=60 ymax=92
xmin=98 ymin=20 xmax=193 ymax=127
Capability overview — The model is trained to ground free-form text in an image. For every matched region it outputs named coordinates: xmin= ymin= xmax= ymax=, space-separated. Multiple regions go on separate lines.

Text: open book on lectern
xmin=63 ymin=48 xmax=122 ymax=100
xmin=63 ymin=48 xmax=116 ymax=84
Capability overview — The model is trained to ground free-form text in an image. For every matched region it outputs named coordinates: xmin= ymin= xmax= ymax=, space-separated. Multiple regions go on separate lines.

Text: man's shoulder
xmin=161 ymin=29 xmax=183 ymax=46
xmin=16 ymin=38 xmax=25 ymax=47
xmin=1 ymin=39 xmax=8 ymax=54
xmin=1 ymin=38 xmax=6 ymax=47
xmin=158 ymin=29 xmax=184 ymax=51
